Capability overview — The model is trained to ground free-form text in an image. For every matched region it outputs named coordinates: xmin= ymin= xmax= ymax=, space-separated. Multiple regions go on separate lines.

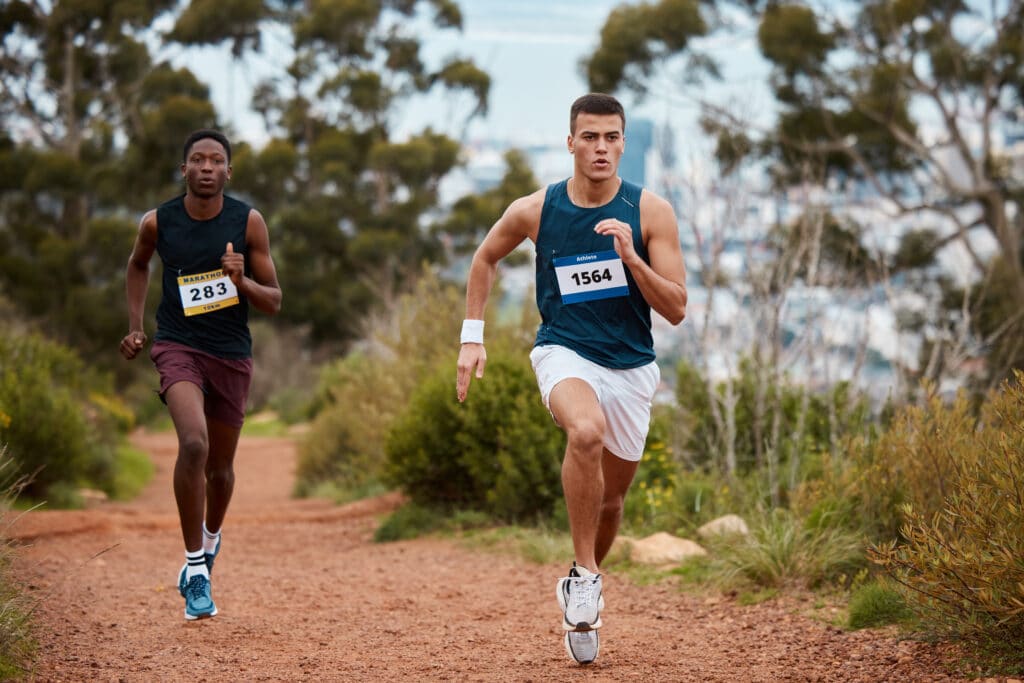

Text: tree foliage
xmin=175 ymin=0 xmax=491 ymax=344
xmin=432 ymin=149 xmax=539 ymax=256
xmin=1 ymin=1 xmax=491 ymax=376
xmin=585 ymin=0 xmax=1024 ymax=387
xmin=0 ymin=2 xmax=216 ymax=380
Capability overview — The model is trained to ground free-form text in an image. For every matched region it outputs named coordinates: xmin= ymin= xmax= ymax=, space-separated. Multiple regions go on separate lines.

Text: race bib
xmin=553 ymin=250 xmax=629 ymax=304
xmin=177 ymin=269 xmax=239 ymax=317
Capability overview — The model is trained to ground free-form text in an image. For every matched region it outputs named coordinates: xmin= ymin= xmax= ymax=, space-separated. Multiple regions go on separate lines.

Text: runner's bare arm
xmin=120 ymin=210 xmax=158 ymax=360
xmin=594 ymin=191 xmax=686 ymax=325
xmin=225 ymin=209 xmax=281 ymax=315
xmin=457 ymin=189 xmax=544 ymax=403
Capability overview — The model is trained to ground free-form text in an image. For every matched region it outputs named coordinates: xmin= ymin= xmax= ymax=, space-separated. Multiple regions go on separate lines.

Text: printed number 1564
xmin=570 ymin=268 xmax=613 ymax=286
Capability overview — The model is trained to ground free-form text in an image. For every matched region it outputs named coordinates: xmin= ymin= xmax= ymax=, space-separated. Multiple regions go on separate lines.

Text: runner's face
xmin=568 ymin=113 xmax=624 ymax=182
xmin=182 ymin=138 xmax=231 ymax=198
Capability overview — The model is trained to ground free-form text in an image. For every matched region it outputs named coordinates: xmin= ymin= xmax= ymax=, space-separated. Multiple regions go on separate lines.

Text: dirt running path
xmin=12 ymin=430 xmax=969 ymax=682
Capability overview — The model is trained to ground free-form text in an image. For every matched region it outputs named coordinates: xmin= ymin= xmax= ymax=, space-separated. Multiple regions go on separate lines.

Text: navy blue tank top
xmin=534 ymin=178 xmax=655 ymax=369
xmin=154 ymin=194 xmax=252 ymax=359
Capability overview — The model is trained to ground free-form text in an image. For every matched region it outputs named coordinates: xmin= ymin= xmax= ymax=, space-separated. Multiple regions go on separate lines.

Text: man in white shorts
xmin=456 ymin=93 xmax=687 ymax=665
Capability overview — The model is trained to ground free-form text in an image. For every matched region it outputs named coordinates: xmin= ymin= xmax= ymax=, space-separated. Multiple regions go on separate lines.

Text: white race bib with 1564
xmin=553 ymin=250 xmax=629 ymax=304
xmin=177 ymin=269 xmax=239 ymax=316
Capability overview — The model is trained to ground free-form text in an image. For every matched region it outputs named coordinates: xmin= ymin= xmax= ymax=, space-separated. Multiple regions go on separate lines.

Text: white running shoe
xmin=564 ymin=629 xmax=600 ymax=664
xmin=556 ymin=563 xmax=604 ymax=631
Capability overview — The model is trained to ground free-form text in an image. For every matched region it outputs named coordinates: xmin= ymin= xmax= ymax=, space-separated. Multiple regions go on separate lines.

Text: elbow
xmin=666 ymin=289 xmax=687 ymax=326
xmin=259 ymin=293 xmax=283 ymax=316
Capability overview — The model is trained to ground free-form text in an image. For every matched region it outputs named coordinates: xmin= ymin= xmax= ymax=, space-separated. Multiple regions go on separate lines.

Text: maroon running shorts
xmin=149 ymin=340 xmax=253 ymax=428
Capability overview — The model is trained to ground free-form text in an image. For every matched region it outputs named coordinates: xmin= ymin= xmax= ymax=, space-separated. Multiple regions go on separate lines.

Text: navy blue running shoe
xmin=180 ymin=574 xmax=217 ymax=620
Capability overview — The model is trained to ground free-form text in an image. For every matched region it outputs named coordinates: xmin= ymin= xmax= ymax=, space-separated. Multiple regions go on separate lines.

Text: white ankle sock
xmin=202 ymin=522 xmax=221 ymax=554
xmin=573 ymin=562 xmax=597 ymax=578
xmin=185 ymin=549 xmax=209 ymax=580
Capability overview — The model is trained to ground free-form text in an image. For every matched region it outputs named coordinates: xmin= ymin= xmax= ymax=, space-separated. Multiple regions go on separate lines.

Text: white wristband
xmin=460 ymin=319 xmax=484 ymax=344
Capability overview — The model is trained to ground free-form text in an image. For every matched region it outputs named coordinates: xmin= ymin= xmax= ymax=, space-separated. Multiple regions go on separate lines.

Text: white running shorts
xmin=529 ymin=344 xmax=660 ymax=462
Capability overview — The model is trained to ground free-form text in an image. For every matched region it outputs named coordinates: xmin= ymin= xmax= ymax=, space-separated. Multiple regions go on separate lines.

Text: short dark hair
xmin=183 ymin=129 xmax=232 ymax=163
xmin=569 ymin=93 xmax=625 ymax=134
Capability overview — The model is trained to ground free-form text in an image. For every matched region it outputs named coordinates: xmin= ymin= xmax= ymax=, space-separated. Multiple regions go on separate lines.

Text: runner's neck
xmin=567 ymin=176 xmax=621 ymax=208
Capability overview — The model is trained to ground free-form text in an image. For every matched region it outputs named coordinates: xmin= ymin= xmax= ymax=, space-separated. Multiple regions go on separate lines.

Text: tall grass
xmin=706 ymin=508 xmax=867 ymax=590
xmin=0 ymin=448 xmax=36 ymax=678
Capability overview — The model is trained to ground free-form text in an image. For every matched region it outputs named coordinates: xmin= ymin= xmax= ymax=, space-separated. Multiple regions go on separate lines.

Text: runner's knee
xmin=205 ymin=466 xmax=234 ymax=489
xmin=565 ymin=418 xmax=605 ymax=454
xmin=600 ymin=494 xmax=625 ymax=520
xmin=178 ymin=433 xmax=209 ymax=464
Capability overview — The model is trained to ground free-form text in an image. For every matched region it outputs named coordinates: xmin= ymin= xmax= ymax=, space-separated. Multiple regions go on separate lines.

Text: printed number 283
xmin=190 ymin=282 xmax=229 ymax=302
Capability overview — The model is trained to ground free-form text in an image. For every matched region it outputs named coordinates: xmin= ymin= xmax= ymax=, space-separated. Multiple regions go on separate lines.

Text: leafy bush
xmin=294 ymin=352 xmax=395 ymax=496
xmin=374 ymin=502 xmax=447 ymax=542
xmin=0 ymin=333 xmax=132 ymax=502
xmin=623 ymin=436 xmax=680 ymax=532
xmin=295 ymin=269 xmax=464 ymax=497
xmin=384 ymin=351 xmax=564 ymax=522
xmin=869 ymin=373 xmax=1024 ymax=657
xmin=793 ymin=380 xmax=987 ymax=544
xmin=622 ymin=405 xmax=737 ymax=535
xmin=675 ymin=357 xmax=871 ymax=484
xmin=109 ymin=444 xmax=154 ymax=501
xmin=248 ymin=320 xmax=320 ymax=422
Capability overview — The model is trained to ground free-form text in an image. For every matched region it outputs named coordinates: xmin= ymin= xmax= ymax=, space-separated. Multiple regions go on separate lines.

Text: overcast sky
xmin=169 ymin=0 xmax=771 ymax=151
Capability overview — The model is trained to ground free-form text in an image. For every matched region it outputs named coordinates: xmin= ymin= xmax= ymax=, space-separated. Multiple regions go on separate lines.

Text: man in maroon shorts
xmin=119 ymin=129 xmax=282 ymax=620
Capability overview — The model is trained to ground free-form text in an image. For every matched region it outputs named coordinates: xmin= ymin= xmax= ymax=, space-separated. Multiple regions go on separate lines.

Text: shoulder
xmin=244 ymin=207 xmax=272 ymax=250
xmin=152 ymin=194 xmax=184 ymax=229
xmin=224 ymin=194 xmax=250 ymax=209
xmin=224 ymin=194 xmax=253 ymax=219
xmin=139 ymin=208 xmax=158 ymax=233
xmin=638 ymin=187 xmax=672 ymax=214
xmin=480 ymin=186 xmax=547 ymax=245
xmin=639 ymin=189 xmax=675 ymax=223
xmin=638 ymin=189 xmax=677 ymax=244
xmin=503 ymin=186 xmax=547 ymax=225
xmin=156 ymin=194 xmax=184 ymax=212
xmin=245 ymin=206 xmax=268 ymax=229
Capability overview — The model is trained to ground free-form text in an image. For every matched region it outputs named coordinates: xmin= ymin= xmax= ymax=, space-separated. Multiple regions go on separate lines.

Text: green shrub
xmin=248 ymin=320 xmax=319 ymax=420
xmin=0 ymin=333 xmax=131 ymax=502
xmin=458 ymin=525 xmax=573 ymax=565
xmin=295 ymin=351 xmax=404 ymax=496
xmin=374 ymin=502 xmax=446 ymax=542
xmin=707 ymin=507 xmax=867 ymax=589
xmin=675 ymin=357 xmax=871 ymax=478
xmin=384 ymin=351 xmax=564 ymax=522
xmin=375 ymin=505 xmax=497 ymax=544
xmin=869 ymin=373 xmax=1024 ymax=660
xmin=295 ymin=269 xmax=464 ymax=497
xmin=847 ymin=579 xmax=913 ymax=630
xmin=109 ymin=444 xmax=154 ymax=501
xmin=622 ymin=407 xmax=736 ymax=535
xmin=794 ymin=379 xmax=986 ymax=544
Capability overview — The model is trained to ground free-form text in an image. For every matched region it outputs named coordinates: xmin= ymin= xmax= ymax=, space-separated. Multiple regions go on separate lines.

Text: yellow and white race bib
xmin=553 ymin=250 xmax=630 ymax=304
xmin=177 ymin=269 xmax=239 ymax=316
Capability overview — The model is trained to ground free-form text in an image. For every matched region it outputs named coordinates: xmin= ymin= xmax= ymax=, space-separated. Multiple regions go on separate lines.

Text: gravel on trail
xmin=12 ymin=431 xmax=974 ymax=682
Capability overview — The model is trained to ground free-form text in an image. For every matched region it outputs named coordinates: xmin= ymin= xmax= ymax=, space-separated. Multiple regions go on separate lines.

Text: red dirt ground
xmin=10 ymin=430 xmax=982 ymax=682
